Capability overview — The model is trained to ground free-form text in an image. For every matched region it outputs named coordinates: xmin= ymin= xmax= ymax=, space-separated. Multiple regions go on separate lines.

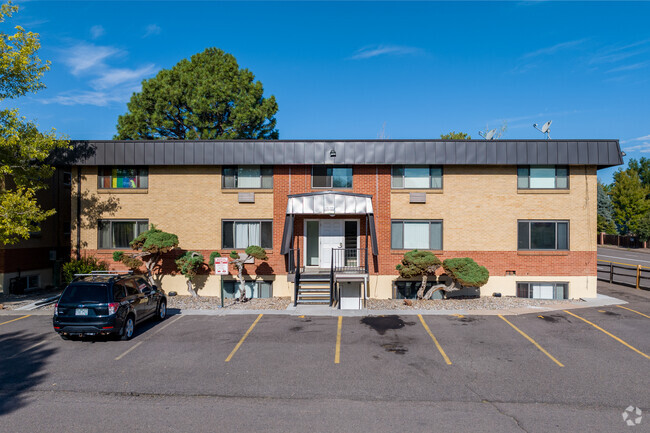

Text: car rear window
xmin=59 ymin=284 xmax=109 ymax=304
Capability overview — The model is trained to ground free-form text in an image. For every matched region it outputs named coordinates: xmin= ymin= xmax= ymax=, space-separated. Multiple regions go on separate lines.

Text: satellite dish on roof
xmin=478 ymin=129 xmax=497 ymax=140
xmin=533 ymin=120 xmax=552 ymax=139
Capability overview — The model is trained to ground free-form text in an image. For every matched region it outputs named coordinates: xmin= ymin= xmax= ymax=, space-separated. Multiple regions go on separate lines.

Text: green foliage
xmin=0 ymin=2 xmax=69 ymax=244
xmin=597 ymin=214 xmax=617 ymax=235
xmin=442 ymin=257 xmax=489 ymax=288
xmin=61 ymin=256 xmax=108 ymax=284
xmin=245 ymin=245 xmax=268 ymax=261
xmin=113 ymin=250 xmax=142 ymax=270
xmin=130 ymin=224 xmax=179 ymax=253
xmin=610 ymin=169 xmax=650 ymax=235
xmin=208 ymin=251 xmax=221 ymax=270
xmin=395 ymin=250 xmax=441 ymax=279
xmin=597 ymin=181 xmax=615 ymax=230
xmin=627 ymin=157 xmax=650 ymax=188
xmin=440 ymin=131 xmax=471 ymax=140
xmin=175 ymin=251 xmax=204 ymax=282
xmin=115 ymin=47 xmax=278 ymax=140
xmin=636 ymin=214 xmax=650 ymax=242
xmin=229 ymin=250 xmax=239 ymax=259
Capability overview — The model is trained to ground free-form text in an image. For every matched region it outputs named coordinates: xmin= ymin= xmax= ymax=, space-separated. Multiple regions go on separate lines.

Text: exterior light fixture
xmin=330 ymin=149 xmax=336 ymax=158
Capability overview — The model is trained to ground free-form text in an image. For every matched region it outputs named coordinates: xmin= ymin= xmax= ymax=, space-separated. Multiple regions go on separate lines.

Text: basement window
xmin=517 ymin=282 xmax=568 ymax=300
xmin=222 ymin=280 xmax=272 ymax=299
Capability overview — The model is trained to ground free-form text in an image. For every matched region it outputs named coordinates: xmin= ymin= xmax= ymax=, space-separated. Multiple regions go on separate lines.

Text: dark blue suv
xmin=53 ymin=272 xmax=167 ymax=340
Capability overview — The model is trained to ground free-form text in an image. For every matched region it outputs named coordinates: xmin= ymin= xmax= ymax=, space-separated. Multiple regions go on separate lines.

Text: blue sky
xmin=6 ymin=1 xmax=650 ymax=183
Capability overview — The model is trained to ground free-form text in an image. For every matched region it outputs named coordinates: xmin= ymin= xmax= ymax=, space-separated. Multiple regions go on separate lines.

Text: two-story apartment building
xmin=69 ymin=139 xmax=622 ymax=307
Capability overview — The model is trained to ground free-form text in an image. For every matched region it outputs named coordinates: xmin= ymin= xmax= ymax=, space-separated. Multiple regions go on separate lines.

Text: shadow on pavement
xmin=0 ymin=331 xmax=57 ymax=416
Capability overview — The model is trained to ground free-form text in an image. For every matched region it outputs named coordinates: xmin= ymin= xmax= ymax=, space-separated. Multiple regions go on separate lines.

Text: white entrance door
xmin=319 ymin=220 xmax=344 ymax=268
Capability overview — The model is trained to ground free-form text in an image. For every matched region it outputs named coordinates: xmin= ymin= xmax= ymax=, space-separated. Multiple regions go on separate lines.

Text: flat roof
xmin=66 ymin=139 xmax=623 ymax=168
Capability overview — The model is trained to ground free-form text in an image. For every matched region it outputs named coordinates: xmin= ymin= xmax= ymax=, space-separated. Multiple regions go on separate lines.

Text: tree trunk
xmin=422 ymin=284 xmax=446 ymax=300
xmin=416 ymin=274 xmax=429 ymax=299
xmin=236 ymin=261 xmax=248 ymax=302
xmin=186 ymin=279 xmax=199 ymax=298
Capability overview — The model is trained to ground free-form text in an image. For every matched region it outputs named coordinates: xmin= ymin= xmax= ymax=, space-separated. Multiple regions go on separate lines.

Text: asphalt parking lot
xmin=0 ymin=282 xmax=649 ymax=433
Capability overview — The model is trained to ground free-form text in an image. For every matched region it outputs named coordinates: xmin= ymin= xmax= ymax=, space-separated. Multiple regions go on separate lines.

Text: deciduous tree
xmin=440 ymin=131 xmax=471 ymax=140
xmin=0 ymin=1 xmax=68 ymax=244
xmin=610 ymin=169 xmax=650 ymax=235
xmin=115 ymin=47 xmax=278 ymax=140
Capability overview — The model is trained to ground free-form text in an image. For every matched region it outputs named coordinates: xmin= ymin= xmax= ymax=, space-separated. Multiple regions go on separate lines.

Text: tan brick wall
xmin=391 ymin=165 xmax=597 ymax=252
xmin=76 ymin=166 xmax=273 ymax=251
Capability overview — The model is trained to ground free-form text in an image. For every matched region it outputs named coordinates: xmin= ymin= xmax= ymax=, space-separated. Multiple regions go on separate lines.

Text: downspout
xmin=76 ymin=167 xmax=81 ymax=260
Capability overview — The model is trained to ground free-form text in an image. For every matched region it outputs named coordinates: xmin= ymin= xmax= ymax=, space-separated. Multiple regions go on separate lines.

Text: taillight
xmin=108 ymin=302 xmax=119 ymax=315
xmin=54 ymin=303 xmax=58 ymax=316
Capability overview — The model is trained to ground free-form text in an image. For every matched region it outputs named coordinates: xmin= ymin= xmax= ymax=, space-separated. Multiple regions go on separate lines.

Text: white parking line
xmin=115 ymin=315 xmax=183 ymax=361
xmin=599 ymin=255 xmax=650 ymax=265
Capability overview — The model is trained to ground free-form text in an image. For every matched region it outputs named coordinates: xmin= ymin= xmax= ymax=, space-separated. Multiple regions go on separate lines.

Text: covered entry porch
xmin=280 ymin=191 xmax=379 ymax=308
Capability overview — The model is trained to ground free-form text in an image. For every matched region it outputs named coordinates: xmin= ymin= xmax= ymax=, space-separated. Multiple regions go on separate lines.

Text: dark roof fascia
xmin=67 ymin=139 xmax=624 ymax=169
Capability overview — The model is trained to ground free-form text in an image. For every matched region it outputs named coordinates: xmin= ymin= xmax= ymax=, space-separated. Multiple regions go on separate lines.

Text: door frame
xmin=303 ymin=218 xmax=360 ymax=268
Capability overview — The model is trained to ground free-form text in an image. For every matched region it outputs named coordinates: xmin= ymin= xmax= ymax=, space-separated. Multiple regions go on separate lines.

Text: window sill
xmin=221 ymin=189 xmax=273 ymax=194
xmin=391 ymin=189 xmax=444 ymax=194
xmin=98 ymin=189 xmax=148 ymax=194
xmin=517 ymin=250 xmax=570 ymax=256
xmin=517 ymin=189 xmax=570 ymax=194
xmin=390 ymin=250 xmax=443 ymax=255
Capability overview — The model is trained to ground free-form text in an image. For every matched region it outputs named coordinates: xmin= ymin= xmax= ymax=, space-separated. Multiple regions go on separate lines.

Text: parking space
xmin=1 ymin=287 xmax=649 ymax=432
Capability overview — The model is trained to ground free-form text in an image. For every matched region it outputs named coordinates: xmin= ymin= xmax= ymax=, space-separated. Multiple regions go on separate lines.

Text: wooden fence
xmin=597 ymin=260 xmax=650 ymax=290
xmin=597 ymin=233 xmax=650 ymax=249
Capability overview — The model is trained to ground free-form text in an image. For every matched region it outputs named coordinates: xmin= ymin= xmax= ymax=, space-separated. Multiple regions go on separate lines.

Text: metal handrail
xmin=292 ymin=248 xmax=301 ymax=307
xmin=331 ymin=248 xmax=368 ymax=274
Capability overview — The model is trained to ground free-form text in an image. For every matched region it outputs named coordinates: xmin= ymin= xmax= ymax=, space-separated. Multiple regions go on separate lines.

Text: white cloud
xmin=624 ymin=142 xmax=650 ymax=153
xmin=90 ymin=25 xmax=105 ymax=39
xmin=43 ymin=42 xmax=159 ymax=106
xmin=621 ymin=134 xmax=650 ymax=144
xmin=143 ymin=24 xmax=161 ymax=38
xmin=521 ymin=39 xmax=587 ymax=59
xmin=63 ymin=43 xmax=120 ymax=76
xmin=91 ymin=65 xmax=158 ymax=90
xmin=349 ymin=44 xmax=422 ymax=60
xmin=606 ymin=62 xmax=649 ymax=74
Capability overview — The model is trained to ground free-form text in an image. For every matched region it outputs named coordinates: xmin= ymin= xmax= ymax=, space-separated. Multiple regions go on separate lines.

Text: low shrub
xmin=61 ymin=256 xmax=109 ymax=284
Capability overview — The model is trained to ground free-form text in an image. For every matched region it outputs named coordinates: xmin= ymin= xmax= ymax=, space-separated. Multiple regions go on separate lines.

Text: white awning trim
xmin=286 ymin=193 xmax=373 ymax=215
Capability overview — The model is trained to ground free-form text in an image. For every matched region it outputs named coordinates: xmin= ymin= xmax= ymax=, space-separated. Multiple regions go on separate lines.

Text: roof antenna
xmin=478 ymin=129 xmax=496 ymax=140
xmin=533 ymin=120 xmax=552 ymax=139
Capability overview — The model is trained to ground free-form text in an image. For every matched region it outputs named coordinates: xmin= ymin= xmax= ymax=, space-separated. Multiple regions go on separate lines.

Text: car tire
xmin=121 ymin=315 xmax=135 ymax=341
xmin=155 ymin=300 xmax=166 ymax=321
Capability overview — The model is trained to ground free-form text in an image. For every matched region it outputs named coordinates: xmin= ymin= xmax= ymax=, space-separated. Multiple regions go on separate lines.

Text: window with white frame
xmin=517 ymin=282 xmax=568 ymax=300
xmin=222 ymin=166 xmax=273 ymax=189
xmin=391 ymin=220 xmax=442 ymax=250
xmin=14 ymin=275 xmax=40 ymax=290
xmin=518 ymin=220 xmax=569 ymax=250
xmin=222 ymin=220 xmax=273 ymax=249
xmin=312 ymin=166 xmax=353 ymax=188
xmin=98 ymin=220 xmax=149 ymax=249
xmin=517 ymin=166 xmax=568 ymax=189
xmin=98 ymin=167 xmax=148 ymax=189
xmin=222 ymin=280 xmax=272 ymax=299
xmin=391 ymin=166 xmax=442 ymax=189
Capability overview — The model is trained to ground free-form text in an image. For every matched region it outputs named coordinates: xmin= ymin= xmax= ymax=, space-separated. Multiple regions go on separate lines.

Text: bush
xmin=61 ymin=256 xmax=108 ymax=284
xmin=208 ymin=251 xmax=221 ymax=270
xmin=245 ymin=245 xmax=268 ymax=260
xmin=395 ymin=250 xmax=441 ymax=279
xmin=175 ymin=251 xmax=204 ymax=281
xmin=442 ymin=257 xmax=489 ymax=288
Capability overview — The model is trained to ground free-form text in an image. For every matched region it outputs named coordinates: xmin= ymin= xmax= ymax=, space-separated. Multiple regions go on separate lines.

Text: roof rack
xmin=71 ymin=270 xmax=133 ymax=282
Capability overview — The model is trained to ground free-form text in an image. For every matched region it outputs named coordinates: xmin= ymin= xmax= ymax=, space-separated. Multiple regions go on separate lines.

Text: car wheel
xmin=122 ymin=315 xmax=135 ymax=341
xmin=156 ymin=300 xmax=167 ymax=321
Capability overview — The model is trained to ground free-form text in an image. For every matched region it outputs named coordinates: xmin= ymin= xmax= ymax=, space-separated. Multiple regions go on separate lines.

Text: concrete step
xmin=296 ymin=299 xmax=330 ymax=305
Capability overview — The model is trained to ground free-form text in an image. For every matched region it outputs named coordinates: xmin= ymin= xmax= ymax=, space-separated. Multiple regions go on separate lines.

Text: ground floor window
xmin=12 ymin=275 xmax=40 ymax=291
xmin=222 ymin=280 xmax=272 ymax=299
xmin=222 ymin=220 xmax=273 ymax=249
xmin=391 ymin=220 xmax=442 ymax=250
xmin=394 ymin=281 xmax=443 ymax=299
xmin=517 ymin=282 xmax=568 ymax=300
xmin=98 ymin=220 xmax=149 ymax=249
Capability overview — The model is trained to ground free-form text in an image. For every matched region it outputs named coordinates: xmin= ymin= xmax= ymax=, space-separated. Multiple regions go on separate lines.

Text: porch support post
xmin=367 ymin=213 xmax=379 ymax=256
xmin=280 ymin=214 xmax=294 ymax=255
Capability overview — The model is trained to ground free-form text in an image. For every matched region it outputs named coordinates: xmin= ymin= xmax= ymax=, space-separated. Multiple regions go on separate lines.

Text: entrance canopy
xmin=281 ymin=191 xmax=379 ymax=256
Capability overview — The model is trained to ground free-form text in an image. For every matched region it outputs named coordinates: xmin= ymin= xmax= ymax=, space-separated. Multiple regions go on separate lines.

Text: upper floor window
xmin=391 ymin=220 xmax=442 ymax=250
xmin=312 ymin=166 xmax=353 ymax=188
xmin=517 ymin=166 xmax=568 ymax=189
xmin=98 ymin=219 xmax=149 ymax=249
xmin=98 ymin=168 xmax=148 ymax=189
xmin=222 ymin=220 xmax=273 ymax=249
xmin=222 ymin=166 xmax=273 ymax=189
xmin=392 ymin=166 xmax=442 ymax=189
xmin=518 ymin=220 xmax=569 ymax=250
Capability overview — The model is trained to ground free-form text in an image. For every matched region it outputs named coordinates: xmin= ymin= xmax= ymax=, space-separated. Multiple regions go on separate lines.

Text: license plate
xmin=75 ymin=308 xmax=88 ymax=316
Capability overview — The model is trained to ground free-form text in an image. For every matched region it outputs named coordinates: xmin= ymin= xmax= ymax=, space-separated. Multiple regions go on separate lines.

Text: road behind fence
xmin=597 ymin=260 xmax=650 ymax=290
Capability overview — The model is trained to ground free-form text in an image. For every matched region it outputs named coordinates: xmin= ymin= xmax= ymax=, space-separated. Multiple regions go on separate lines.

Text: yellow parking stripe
xmin=0 ymin=315 xmax=30 ymax=326
xmin=564 ymin=310 xmax=650 ymax=360
xmin=616 ymin=305 xmax=650 ymax=319
xmin=418 ymin=315 xmax=452 ymax=365
xmin=498 ymin=315 xmax=564 ymax=367
xmin=225 ymin=314 xmax=263 ymax=362
xmin=334 ymin=316 xmax=342 ymax=364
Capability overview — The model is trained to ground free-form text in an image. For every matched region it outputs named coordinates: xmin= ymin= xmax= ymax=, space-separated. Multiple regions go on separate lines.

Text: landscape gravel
xmin=367 ymin=297 xmax=582 ymax=310
xmin=167 ymin=295 xmax=291 ymax=311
